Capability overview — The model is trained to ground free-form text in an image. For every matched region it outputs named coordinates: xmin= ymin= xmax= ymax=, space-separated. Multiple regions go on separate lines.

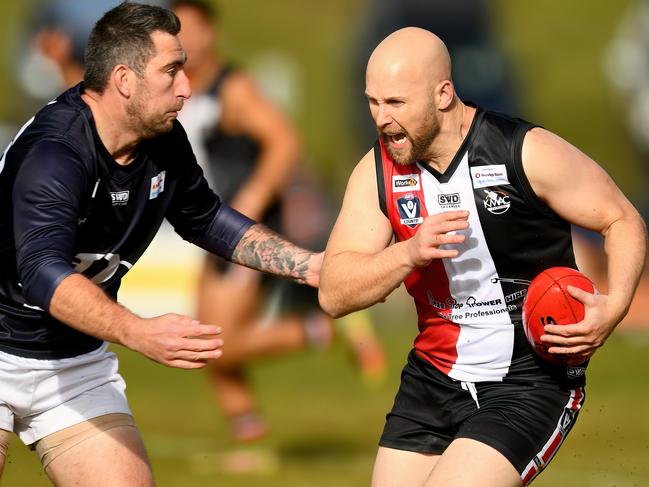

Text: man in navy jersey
xmin=319 ymin=27 xmax=647 ymax=486
xmin=0 ymin=3 xmax=322 ymax=485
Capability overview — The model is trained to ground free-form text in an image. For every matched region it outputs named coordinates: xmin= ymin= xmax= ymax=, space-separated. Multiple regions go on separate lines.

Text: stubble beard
xmin=126 ymin=85 xmax=175 ymax=140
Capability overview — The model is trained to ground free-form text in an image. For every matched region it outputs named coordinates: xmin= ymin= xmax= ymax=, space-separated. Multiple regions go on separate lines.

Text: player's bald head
xmin=367 ymin=27 xmax=451 ymax=91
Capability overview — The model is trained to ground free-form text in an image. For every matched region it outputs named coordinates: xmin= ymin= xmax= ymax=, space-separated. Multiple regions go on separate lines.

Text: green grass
xmin=4 ymin=322 xmax=649 ymax=486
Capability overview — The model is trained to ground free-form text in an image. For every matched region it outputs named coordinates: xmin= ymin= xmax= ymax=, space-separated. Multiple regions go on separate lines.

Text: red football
xmin=522 ymin=267 xmax=595 ymax=364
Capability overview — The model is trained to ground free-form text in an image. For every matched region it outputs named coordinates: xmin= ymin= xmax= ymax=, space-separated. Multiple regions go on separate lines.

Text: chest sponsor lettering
xmin=483 ymin=189 xmax=511 ymax=214
xmin=392 ymin=174 xmax=420 ymax=193
xmin=438 ymin=192 xmax=461 ymax=209
xmin=110 ymin=190 xmax=130 ymax=206
xmin=471 ymin=164 xmax=509 ymax=189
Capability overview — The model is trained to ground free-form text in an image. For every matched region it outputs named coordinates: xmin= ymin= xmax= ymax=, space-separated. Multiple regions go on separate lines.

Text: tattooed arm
xmin=231 ymin=223 xmax=323 ymax=287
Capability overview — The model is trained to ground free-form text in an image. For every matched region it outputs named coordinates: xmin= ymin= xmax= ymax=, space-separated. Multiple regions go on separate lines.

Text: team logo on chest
xmin=483 ymin=189 xmax=511 ymax=215
xmin=397 ymin=193 xmax=424 ymax=227
xmin=150 ymin=171 xmax=166 ymax=199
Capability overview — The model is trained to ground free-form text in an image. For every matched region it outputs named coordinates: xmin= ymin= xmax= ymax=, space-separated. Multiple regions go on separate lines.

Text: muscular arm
xmin=230 ymin=223 xmax=321 ymax=287
xmin=220 ymin=73 xmax=300 ymax=220
xmin=523 ymin=128 xmax=647 ymax=359
xmin=49 ymin=274 xmax=223 ymax=368
xmin=319 ymin=151 xmax=468 ymax=318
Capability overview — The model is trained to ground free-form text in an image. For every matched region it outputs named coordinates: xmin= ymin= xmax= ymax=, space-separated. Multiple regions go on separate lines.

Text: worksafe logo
xmin=397 ymin=194 xmax=424 ymax=227
xmin=392 ymin=174 xmax=420 ymax=193
xmin=110 ymin=191 xmax=130 ymax=206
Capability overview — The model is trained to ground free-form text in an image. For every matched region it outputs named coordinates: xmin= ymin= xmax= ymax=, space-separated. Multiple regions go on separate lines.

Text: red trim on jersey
xmin=522 ymin=465 xmax=538 ymax=485
xmin=520 ymin=387 xmax=584 ymax=485
xmin=379 ymin=140 xmax=460 ymax=374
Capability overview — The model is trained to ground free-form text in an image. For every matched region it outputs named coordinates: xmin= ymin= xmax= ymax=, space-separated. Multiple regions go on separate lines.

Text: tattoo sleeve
xmin=231 ymin=224 xmax=313 ymax=284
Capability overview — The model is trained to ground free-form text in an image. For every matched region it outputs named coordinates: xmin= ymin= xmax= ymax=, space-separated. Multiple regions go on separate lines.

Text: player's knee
xmin=35 ymin=413 xmax=135 ymax=469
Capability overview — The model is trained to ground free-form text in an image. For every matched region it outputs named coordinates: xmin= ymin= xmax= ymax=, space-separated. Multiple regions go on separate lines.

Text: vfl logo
xmin=438 ymin=193 xmax=461 ymax=209
xmin=397 ymin=194 xmax=424 ymax=227
xmin=483 ymin=189 xmax=511 ymax=215
xmin=110 ymin=191 xmax=129 ymax=206
xmin=392 ymin=174 xmax=420 ymax=193
xmin=150 ymin=171 xmax=166 ymax=199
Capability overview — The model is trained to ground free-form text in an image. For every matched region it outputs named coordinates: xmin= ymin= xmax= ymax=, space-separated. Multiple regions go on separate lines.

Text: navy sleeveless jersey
xmin=0 ymin=83 xmax=253 ymax=359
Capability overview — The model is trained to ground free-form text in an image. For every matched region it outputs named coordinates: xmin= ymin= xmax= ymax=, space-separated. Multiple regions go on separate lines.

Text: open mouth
xmin=383 ymin=132 xmax=408 ymax=148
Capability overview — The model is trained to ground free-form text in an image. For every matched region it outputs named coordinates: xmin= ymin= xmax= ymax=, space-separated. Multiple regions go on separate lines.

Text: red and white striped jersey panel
xmin=419 ymin=154 xmax=515 ymax=382
xmin=382 ymin=145 xmax=516 ymax=382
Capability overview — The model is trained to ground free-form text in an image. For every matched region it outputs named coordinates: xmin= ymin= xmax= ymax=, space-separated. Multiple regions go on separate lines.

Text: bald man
xmin=319 ymin=27 xmax=646 ymax=486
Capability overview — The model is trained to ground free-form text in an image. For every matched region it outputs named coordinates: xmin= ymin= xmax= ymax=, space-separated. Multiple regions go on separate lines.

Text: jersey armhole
xmin=209 ymin=65 xmax=236 ymax=95
xmin=373 ymin=140 xmax=388 ymax=217
xmin=511 ymin=124 xmax=559 ymax=219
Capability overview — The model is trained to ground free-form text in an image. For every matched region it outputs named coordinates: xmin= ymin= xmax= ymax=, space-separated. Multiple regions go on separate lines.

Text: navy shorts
xmin=379 ymin=350 xmax=585 ymax=485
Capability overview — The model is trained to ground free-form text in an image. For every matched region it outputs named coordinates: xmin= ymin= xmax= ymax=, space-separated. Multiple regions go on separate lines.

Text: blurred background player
xmin=171 ymin=0 xmax=386 ymax=445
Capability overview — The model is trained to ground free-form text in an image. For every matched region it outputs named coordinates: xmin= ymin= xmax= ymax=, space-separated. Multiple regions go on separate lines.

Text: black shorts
xmin=379 ymin=350 xmax=585 ymax=485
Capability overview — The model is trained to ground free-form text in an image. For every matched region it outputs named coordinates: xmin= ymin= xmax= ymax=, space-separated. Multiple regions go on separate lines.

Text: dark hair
xmin=84 ymin=2 xmax=181 ymax=93
xmin=169 ymin=0 xmax=218 ymax=22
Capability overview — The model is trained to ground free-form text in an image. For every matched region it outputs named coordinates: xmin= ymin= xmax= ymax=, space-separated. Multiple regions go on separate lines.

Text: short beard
xmin=385 ymin=104 xmax=440 ymax=166
xmin=385 ymin=114 xmax=439 ymax=166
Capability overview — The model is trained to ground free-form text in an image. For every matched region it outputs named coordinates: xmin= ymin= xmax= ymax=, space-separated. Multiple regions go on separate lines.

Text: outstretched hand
xmin=540 ymin=285 xmax=618 ymax=365
xmin=124 ymin=313 xmax=224 ymax=369
xmin=407 ymin=210 xmax=469 ymax=268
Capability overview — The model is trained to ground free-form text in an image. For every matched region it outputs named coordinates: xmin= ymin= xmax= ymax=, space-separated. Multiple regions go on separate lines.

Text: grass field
xmin=4 ymin=228 xmax=648 ymax=486
xmin=3 ymin=318 xmax=649 ymax=486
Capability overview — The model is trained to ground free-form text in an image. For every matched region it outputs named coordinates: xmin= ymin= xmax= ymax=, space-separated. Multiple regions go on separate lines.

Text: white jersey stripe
xmin=521 ymin=387 xmax=585 ymax=484
xmin=418 ymin=154 xmax=515 ymax=382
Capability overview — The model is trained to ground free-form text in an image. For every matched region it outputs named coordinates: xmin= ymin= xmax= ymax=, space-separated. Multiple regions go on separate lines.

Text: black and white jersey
xmin=376 ymin=106 xmax=585 ymax=387
xmin=0 ymin=83 xmax=253 ymax=359
xmin=177 ymin=66 xmax=259 ymax=204
xmin=176 ymin=66 xmax=282 ymax=231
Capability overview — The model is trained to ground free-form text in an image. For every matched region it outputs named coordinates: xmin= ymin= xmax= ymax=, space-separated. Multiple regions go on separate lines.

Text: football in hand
xmin=522 ymin=267 xmax=595 ymax=364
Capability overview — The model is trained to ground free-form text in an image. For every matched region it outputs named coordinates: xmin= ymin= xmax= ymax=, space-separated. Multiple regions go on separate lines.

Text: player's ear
xmin=112 ymin=64 xmax=135 ymax=98
xmin=436 ymin=79 xmax=454 ymax=110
